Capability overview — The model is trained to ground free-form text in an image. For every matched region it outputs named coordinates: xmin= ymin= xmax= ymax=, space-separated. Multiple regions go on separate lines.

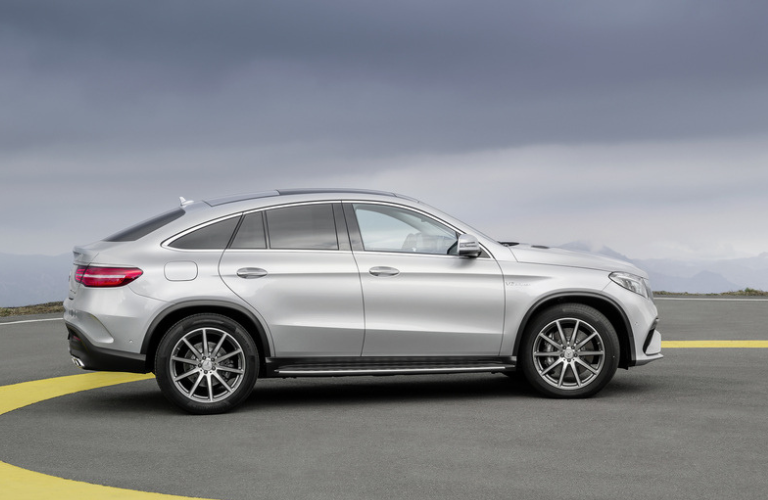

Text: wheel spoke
xmin=534 ymin=351 xmax=560 ymax=358
xmin=182 ymin=338 xmax=203 ymax=360
xmin=189 ymin=372 xmax=205 ymax=396
xmin=216 ymin=348 xmax=243 ymax=363
xmin=575 ymin=358 xmax=599 ymax=375
xmin=202 ymin=329 xmax=210 ymax=357
xmin=217 ymin=365 xmax=244 ymax=375
xmin=570 ymin=320 xmax=581 ymax=345
xmin=571 ymin=363 xmax=582 ymax=388
xmin=212 ymin=372 xmax=234 ymax=393
xmin=541 ymin=358 xmax=564 ymax=377
xmin=557 ymin=363 xmax=567 ymax=387
xmin=211 ymin=333 xmax=229 ymax=358
xmin=579 ymin=350 xmax=604 ymax=357
xmin=555 ymin=320 xmax=568 ymax=346
xmin=171 ymin=355 xmax=196 ymax=365
xmin=207 ymin=374 xmax=214 ymax=402
xmin=538 ymin=332 xmax=562 ymax=350
xmin=575 ymin=332 xmax=598 ymax=350
xmin=173 ymin=367 xmax=199 ymax=382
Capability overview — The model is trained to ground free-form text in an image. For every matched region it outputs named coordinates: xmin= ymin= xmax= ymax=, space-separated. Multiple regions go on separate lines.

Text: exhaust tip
xmin=71 ymin=356 xmax=86 ymax=369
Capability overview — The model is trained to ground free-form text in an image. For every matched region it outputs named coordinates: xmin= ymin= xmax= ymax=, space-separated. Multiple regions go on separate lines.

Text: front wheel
xmin=520 ymin=304 xmax=619 ymax=398
xmin=155 ymin=314 xmax=259 ymax=414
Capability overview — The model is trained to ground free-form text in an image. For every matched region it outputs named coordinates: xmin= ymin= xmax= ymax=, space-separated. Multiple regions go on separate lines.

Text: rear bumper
xmin=67 ymin=322 xmax=148 ymax=373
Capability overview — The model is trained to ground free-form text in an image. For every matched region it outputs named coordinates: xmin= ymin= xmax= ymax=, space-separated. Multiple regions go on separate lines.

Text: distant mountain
xmin=645 ymin=270 xmax=742 ymax=294
xmin=558 ymin=241 xmax=632 ymax=262
xmin=0 ymin=253 xmax=71 ymax=307
xmin=559 ymin=241 xmax=766 ymax=293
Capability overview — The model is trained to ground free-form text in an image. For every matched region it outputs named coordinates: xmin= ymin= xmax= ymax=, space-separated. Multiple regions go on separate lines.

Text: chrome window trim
xmin=240 ymin=199 xmax=342 ymax=216
xmin=162 ymin=201 xmax=343 ymax=252
xmin=223 ymin=248 xmax=356 ymax=254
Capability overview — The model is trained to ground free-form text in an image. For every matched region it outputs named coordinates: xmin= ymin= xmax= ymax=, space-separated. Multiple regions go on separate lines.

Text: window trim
xmin=226 ymin=201 xmax=349 ymax=253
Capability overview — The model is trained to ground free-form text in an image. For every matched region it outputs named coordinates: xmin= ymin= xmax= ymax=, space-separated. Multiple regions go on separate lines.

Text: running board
xmin=266 ymin=357 xmax=516 ymax=378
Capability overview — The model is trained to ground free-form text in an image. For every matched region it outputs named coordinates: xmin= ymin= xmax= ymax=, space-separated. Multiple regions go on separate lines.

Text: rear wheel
xmin=155 ymin=313 xmax=258 ymax=414
xmin=520 ymin=304 xmax=619 ymax=398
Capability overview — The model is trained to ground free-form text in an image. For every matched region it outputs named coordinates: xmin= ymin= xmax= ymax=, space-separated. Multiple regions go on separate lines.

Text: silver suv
xmin=65 ymin=189 xmax=661 ymax=414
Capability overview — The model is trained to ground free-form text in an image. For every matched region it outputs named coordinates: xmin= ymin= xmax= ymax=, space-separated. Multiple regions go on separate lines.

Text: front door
xmin=346 ymin=203 xmax=505 ymax=356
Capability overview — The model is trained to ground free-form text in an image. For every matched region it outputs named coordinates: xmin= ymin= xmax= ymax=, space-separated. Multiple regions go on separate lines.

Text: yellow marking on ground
xmin=662 ymin=340 xmax=768 ymax=348
xmin=0 ymin=372 xmax=215 ymax=500
xmin=0 ymin=372 xmax=153 ymax=416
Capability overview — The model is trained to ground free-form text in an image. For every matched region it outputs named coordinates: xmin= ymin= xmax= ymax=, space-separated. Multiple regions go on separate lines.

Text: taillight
xmin=74 ymin=265 xmax=143 ymax=287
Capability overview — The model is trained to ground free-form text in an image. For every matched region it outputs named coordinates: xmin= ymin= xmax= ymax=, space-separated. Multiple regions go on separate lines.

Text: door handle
xmin=369 ymin=266 xmax=400 ymax=277
xmin=236 ymin=267 xmax=268 ymax=279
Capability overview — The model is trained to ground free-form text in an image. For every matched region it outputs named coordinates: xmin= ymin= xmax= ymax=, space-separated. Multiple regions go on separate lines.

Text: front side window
xmin=353 ymin=204 xmax=458 ymax=255
xmin=266 ymin=204 xmax=338 ymax=250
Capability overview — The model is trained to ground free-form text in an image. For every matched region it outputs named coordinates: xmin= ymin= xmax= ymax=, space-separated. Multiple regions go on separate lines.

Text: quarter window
xmin=353 ymin=204 xmax=458 ymax=255
xmin=168 ymin=216 xmax=240 ymax=250
xmin=266 ymin=204 xmax=338 ymax=250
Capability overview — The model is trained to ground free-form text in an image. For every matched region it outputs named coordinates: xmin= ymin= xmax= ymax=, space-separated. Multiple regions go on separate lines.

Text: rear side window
xmin=169 ymin=216 xmax=240 ymax=250
xmin=266 ymin=204 xmax=338 ymax=250
xmin=105 ymin=209 xmax=185 ymax=242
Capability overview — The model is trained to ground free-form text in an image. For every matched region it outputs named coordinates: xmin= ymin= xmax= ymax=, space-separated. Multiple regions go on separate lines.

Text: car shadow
xmin=239 ymin=372 xmax=539 ymax=411
xmin=63 ymin=372 xmax=660 ymax=415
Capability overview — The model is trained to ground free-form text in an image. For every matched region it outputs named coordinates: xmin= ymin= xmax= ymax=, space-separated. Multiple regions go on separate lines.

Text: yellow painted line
xmin=662 ymin=340 xmax=768 ymax=348
xmin=0 ymin=372 xmax=215 ymax=500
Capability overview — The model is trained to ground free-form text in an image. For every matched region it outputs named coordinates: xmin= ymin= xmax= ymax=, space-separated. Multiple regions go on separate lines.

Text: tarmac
xmin=0 ymin=297 xmax=766 ymax=499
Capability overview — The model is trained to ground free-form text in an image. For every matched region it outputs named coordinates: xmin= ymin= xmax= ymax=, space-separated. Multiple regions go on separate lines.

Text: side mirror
xmin=457 ymin=234 xmax=482 ymax=258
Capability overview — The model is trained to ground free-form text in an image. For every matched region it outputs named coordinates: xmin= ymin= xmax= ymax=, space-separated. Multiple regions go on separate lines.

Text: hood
xmin=507 ymin=244 xmax=648 ymax=278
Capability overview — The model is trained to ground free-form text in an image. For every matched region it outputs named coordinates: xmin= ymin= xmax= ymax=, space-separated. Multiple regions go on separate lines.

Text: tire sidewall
xmin=155 ymin=313 xmax=259 ymax=414
xmin=520 ymin=303 xmax=619 ymax=398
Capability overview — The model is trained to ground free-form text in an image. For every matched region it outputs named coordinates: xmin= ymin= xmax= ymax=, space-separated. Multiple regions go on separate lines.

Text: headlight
xmin=610 ymin=272 xmax=651 ymax=299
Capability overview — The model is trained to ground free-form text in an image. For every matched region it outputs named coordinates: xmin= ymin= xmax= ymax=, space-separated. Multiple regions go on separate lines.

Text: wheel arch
xmin=142 ymin=300 xmax=271 ymax=375
xmin=513 ymin=291 xmax=636 ymax=369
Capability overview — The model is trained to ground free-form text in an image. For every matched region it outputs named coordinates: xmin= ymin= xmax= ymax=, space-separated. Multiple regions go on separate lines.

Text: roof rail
xmin=276 ymin=188 xmax=395 ymax=197
xmin=204 ymin=188 xmax=419 ymax=207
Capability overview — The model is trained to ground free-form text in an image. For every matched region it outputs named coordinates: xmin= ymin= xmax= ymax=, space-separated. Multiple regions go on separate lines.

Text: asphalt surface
xmin=1 ymin=298 xmax=767 ymax=500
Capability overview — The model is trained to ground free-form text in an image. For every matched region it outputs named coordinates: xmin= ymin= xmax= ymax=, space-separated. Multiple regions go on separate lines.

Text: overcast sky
xmin=2 ymin=1 xmax=767 ymax=260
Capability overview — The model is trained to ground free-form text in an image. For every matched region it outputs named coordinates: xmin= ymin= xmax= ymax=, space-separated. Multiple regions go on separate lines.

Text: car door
xmin=345 ymin=202 xmax=505 ymax=356
xmin=219 ymin=203 xmax=365 ymax=357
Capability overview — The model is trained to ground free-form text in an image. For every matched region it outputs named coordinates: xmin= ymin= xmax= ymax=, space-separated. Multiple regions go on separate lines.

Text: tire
xmin=155 ymin=313 xmax=259 ymax=414
xmin=520 ymin=303 xmax=619 ymax=398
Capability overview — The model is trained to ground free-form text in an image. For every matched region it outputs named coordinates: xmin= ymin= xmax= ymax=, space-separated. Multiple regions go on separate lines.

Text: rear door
xmin=219 ymin=203 xmax=365 ymax=357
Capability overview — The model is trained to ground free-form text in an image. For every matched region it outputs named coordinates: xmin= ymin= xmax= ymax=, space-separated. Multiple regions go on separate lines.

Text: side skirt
xmin=265 ymin=356 xmax=516 ymax=378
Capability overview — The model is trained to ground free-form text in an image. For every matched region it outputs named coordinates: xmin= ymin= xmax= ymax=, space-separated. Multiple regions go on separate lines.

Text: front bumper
xmin=635 ymin=324 xmax=663 ymax=366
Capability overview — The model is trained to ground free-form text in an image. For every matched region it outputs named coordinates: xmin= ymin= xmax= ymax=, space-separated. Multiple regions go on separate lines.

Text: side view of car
xmin=64 ymin=189 xmax=661 ymax=414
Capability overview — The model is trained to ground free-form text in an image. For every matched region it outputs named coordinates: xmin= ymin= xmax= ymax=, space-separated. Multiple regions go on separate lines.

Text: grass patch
xmin=0 ymin=302 xmax=65 ymax=317
xmin=655 ymin=288 xmax=768 ymax=297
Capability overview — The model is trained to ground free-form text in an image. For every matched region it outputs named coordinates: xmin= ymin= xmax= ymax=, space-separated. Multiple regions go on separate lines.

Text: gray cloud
xmin=3 ymin=0 xmax=768 ymax=153
xmin=2 ymin=1 xmax=768 ymax=259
